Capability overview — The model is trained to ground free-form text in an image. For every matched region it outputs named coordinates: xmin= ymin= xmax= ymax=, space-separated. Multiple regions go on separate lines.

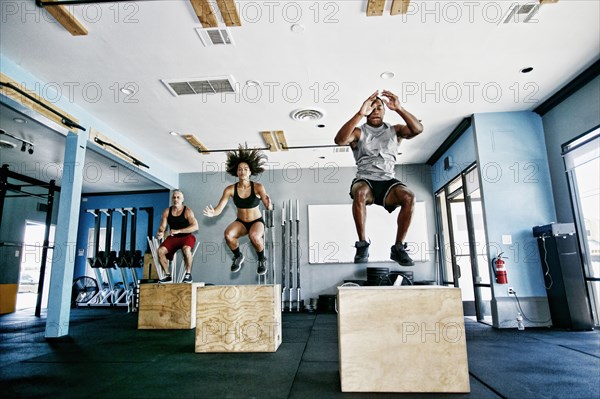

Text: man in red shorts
xmin=156 ymin=190 xmax=199 ymax=283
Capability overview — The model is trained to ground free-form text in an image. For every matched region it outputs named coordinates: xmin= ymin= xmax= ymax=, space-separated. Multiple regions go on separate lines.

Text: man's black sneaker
xmin=158 ymin=274 xmax=172 ymax=283
xmin=231 ymin=254 xmax=245 ymax=273
xmin=390 ymin=243 xmax=414 ymax=266
xmin=182 ymin=273 xmax=193 ymax=283
xmin=257 ymin=258 xmax=267 ymax=275
xmin=354 ymin=240 xmax=370 ymax=263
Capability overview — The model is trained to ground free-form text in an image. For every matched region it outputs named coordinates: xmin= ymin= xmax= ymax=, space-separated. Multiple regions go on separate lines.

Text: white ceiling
xmin=1 ymin=0 xmax=599 ymax=188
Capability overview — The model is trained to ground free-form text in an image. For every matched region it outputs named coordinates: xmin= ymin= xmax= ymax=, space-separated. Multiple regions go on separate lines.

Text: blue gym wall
xmin=431 ymin=125 xmax=477 ymax=193
xmin=474 ymin=111 xmax=555 ymax=294
xmin=74 ymin=191 xmax=169 ymax=279
xmin=473 ymin=111 xmax=555 ymax=327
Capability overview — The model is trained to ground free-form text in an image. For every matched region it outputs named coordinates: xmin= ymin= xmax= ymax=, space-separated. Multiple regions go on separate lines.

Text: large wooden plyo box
xmin=138 ymin=283 xmax=204 ymax=329
xmin=338 ymin=286 xmax=470 ymax=393
xmin=195 ymin=284 xmax=282 ymax=353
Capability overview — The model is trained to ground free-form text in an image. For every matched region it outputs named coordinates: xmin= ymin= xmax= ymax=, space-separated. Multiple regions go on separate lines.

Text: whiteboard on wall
xmin=308 ymin=202 xmax=429 ymax=264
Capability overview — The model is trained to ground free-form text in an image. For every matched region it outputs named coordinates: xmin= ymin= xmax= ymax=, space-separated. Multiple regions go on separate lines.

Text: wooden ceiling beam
xmin=189 ymin=0 xmax=219 ymax=28
xmin=217 ymin=0 xmax=241 ymax=27
xmin=43 ymin=0 xmax=87 ymax=36
xmin=390 ymin=0 xmax=411 ymax=15
xmin=260 ymin=131 xmax=278 ymax=152
xmin=190 ymin=0 xmax=242 ymax=28
xmin=366 ymin=0 xmax=385 ymax=17
xmin=183 ymin=134 xmax=211 ymax=154
xmin=274 ymin=131 xmax=288 ymax=151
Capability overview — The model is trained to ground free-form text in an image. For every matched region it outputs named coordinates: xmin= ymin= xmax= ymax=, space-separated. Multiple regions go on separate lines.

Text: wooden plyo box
xmin=142 ymin=253 xmax=154 ymax=280
xmin=338 ymin=286 xmax=470 ymax=393
xmin=138 ymin=282 xmax=204 ymax=329
xmin=0 ymin=284 xmax=17 ymax=315
xmin=195 ymin=284 xmax=282 ymax=353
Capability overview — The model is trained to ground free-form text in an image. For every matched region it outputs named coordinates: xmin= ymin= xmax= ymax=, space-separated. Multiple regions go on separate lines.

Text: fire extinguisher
xmin=494 ymin=252 xmax=508 ymax=284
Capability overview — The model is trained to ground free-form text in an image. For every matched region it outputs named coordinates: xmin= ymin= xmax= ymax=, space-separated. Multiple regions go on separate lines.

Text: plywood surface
xmin=338 ymin=286 xmax=470 ymax=393
xmin=196 ymin=284 xmax=282 ymax=352
xmin=0 ymin=284 xmax=18 ymax=315
xmin=138 ymin=283 xmax=203 ymax=329
xmin=142 ymin=253 xmax=155 ymax=280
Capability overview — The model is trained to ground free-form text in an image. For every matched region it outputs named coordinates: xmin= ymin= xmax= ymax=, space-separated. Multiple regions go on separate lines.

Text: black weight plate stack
xmin=366 ymin=267 xmax=391 ymax=286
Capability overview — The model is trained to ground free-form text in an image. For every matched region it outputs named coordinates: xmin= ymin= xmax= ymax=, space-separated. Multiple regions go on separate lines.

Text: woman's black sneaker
xmin=231 ymin=254 xmax=245 ymax=272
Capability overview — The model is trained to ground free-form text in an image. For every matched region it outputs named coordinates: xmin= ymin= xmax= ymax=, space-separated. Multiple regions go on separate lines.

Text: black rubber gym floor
xmin=1 ymin=308 xmax=599 ymax=398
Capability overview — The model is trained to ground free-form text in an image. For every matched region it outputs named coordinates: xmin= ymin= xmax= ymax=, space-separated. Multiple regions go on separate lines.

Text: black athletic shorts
xmin=235 ymin=217 xmax=265 ymax=232
xmin=349 ymin=178 xmax=406 ymax=213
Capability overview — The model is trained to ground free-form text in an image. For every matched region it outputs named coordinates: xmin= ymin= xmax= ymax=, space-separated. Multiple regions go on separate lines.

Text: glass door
xmin=436 ymin=164 xmax=492 ymax=324
xmin=563 ymin=128 xmax=600 ymax=326
xmin=17 ymin=221 xmax=55 ymax=310
xmin=463 ymin=166 xmax=492 ymax=324
xmin=448 ymin=186 xmax=476 ymax=316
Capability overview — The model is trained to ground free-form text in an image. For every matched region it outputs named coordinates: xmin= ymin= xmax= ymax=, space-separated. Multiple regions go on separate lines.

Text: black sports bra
xmin=233 ymin=182 xmax=261 ymax=209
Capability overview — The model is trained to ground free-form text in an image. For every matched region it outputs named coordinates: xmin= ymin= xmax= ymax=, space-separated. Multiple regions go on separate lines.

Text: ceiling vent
xmin=290 ymin=108 xmax=325 ymax=121
xmin=161 ymin=76 xmax=237 ymax=97
xmin=0 ymin=139 xmax=16 ymax=149
xmin=502 ymin=2 xmax=541 ymax=24
xmin=195 ymin=27 xmax=235 ymax=47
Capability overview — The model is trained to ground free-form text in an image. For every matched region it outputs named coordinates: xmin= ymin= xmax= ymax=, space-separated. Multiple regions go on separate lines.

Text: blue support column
xmin=45 ymin=130 xmax=88 ymax=338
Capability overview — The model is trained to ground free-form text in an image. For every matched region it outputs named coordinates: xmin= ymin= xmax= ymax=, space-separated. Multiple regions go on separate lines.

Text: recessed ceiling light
xmin=169 ymin=131 xmax=180 ymax=136
xmin=291 ymin=24 xmax=305 ymax=33
xmin=0 ymin=140 xmax=17 ymax=149
xmin=317 ymin=124 xmax=326 ymax=128
xmin=380 ymin=71 xmax=395 ymax=80
xmin=246 ymin=80 xmax=261 ymax=87
xmin=13 ymin=118 xmax=26 ymax=124
xmin=520 ymin=67 xmax=534 ymax=74
xmin=120 ymin=87 xmax=134 ymax=95
xmin=109 ymin=164 xmax=118 ymax=169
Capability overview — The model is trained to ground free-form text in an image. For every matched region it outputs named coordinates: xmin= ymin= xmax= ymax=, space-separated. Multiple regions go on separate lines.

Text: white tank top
xmin=352 ymin=122 xmax=400 ymax=181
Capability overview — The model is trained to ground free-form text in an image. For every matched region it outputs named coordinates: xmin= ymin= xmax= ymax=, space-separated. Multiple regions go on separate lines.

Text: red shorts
xmin=159 ymin=234 xmax=196 ymax=261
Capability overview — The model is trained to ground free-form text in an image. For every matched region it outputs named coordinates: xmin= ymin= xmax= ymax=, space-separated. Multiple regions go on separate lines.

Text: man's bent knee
xmin=386 ymin=186 xmax=414 ymax=208
xmin=352 ymin=185 xmax=372 ymax=204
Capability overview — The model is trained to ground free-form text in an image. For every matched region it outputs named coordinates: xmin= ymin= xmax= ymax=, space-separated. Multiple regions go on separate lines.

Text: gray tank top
xmin=352 ymin=122 xmax=400 ymax=181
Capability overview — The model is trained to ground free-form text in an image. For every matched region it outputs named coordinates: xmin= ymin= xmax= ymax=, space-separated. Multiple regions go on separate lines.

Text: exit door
xmin=436 ymin=164 xmax=493 ymax=324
